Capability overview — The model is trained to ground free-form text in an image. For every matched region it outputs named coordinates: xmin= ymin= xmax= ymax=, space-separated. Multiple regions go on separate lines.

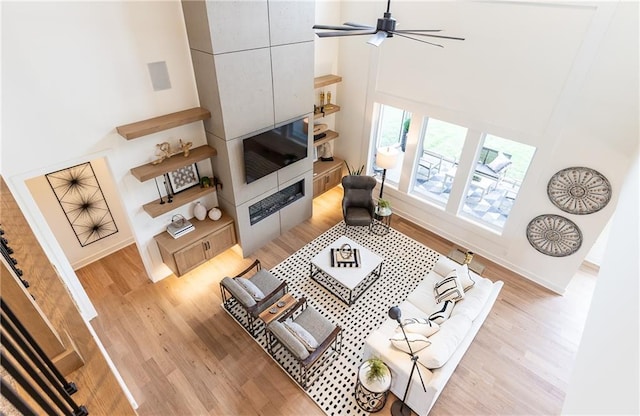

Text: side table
xmin=371 ymin=206 xmax=392 ymax=236
xmin=258 ymin=293 xmax=297 ymax=326
xmin=447 ymin=247 xmax=485 ymax=275
xmin=355 ymin=360 xmax=392 ymax=413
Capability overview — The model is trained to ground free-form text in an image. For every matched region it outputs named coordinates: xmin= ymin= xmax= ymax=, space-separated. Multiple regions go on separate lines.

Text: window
xmin=370 ymin=104 xmax=411 ymax=186
xmin=460 ymin=134 xmax=536 ymax=230
xmin=410 ymin=118 xmax=467 ymax=205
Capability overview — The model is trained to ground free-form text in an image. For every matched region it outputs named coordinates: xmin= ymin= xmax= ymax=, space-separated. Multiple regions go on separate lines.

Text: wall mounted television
xmin=243 ymin=117 xmax=308 ymax=184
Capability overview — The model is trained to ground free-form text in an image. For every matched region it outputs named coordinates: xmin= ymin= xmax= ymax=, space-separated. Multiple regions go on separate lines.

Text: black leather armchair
xmin=341 ymin=175 xmax=376 ymax=232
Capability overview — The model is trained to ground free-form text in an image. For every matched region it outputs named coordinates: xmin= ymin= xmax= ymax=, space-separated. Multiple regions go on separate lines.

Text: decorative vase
xmin=208 ymin=207 xmax=222 ymax=221
xmin=193 ymin=202 xmax=207 ymax=221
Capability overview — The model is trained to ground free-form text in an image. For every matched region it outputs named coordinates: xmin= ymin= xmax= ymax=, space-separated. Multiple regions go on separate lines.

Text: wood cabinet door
xmin=204 ymin=224 xmax=237 ymax=259
xmin=326 ymin=167 xmax=343 ymax=190
xmin=174 ymin=239 xmax=207 ymax=275
xmin=313 ymin=175 xmax=325 ymax=198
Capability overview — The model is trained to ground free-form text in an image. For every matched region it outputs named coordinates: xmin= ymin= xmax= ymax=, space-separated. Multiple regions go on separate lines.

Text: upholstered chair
xmin=266 ymin=297 xmax=342 ymax=389
xmin=341 ymin=175 xmax=376 ymax=231
xmin=220 ymin=260 xmax=287 ymax=337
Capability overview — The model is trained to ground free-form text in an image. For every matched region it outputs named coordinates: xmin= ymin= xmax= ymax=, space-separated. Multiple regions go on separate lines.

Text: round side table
xmin=354 ymin=360 xmax=392 ymax=413
xmin=371 ymin=206 xmax=392 ymax=236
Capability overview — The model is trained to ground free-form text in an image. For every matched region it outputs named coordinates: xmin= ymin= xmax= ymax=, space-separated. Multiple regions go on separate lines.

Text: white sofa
xmin=363 ymin=256 xmax=503 ymax=415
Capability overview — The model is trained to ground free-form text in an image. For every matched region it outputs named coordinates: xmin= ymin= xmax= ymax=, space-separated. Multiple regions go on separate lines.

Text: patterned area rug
xmin=229 ymin=221 xmax=439 ymax=415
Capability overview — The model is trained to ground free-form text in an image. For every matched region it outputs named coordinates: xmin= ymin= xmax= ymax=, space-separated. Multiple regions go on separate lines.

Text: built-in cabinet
xmin=154 ymin=212 xmax=236 ymax=277
xmin=312 ymin=74 xmax=344 ymax=198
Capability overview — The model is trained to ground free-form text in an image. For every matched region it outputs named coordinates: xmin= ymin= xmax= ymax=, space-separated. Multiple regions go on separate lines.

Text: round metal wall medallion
xmin=526 ymin=214 xmax=582 ymax=257
xmin=547 ymin=167 xmax=611 ymax=214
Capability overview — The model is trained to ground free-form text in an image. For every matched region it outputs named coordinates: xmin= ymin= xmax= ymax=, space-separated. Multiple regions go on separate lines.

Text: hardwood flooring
xmin=76 ymin=186 xmax=596 ymax=415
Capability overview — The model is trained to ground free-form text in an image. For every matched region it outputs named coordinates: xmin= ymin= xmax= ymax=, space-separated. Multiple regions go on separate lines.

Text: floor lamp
xmin=388 ymin=306 xmax=427 ymax=416
xmin=376 ymin=147 xmax=399 ymax=199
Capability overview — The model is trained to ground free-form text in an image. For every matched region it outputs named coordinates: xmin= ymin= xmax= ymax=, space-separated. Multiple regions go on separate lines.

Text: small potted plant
xmin=360 ymin=357 xmax=390 ymax=392
xmin=377 ymin=198 xmax=391 ymax=216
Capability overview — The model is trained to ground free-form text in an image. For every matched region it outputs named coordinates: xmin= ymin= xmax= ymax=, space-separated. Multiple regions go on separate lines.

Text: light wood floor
xmin=76 ymin=186 xmax=597 ymax=415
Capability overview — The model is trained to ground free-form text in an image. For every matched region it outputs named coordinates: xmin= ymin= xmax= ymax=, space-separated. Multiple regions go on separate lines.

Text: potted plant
xmin=344 ymin=161 xmax=365 ymax=176
xmin=359 ymin=357 xmax=390 ymax=393
xmin=377 ymin=198 xmax=391 ymax=215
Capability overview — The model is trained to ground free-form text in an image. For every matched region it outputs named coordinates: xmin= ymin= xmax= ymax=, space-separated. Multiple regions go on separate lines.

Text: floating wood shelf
xmin=130 ymin=145 xmax=217 ymax=182
xmin=116 ymin=107 xmax=211 ymax=140
xmin=313 ymin=105 xmax=340 ymax=119
xmin=314 ymin=74 xmax=342 ymax=89
xmin=313 ymin=130 xmax=339 ymax=147
xmin=142 ymin=186 xmax=216 ymax=218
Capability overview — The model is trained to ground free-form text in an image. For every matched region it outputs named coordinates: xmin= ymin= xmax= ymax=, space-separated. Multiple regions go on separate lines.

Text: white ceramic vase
xmin=193 ymin=202 xmax=207 ymax=221
xmin=208 ymin=207 xmax=222 ymax=221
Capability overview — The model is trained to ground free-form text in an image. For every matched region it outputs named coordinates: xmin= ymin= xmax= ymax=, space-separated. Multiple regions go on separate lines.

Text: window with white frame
xmin=370 ymin=104 xmax=411 ymax=187
xmin=459 ymin=134 xmax=536 ymax=230
xmin=410 ymin=117 xmax=468 ymax=206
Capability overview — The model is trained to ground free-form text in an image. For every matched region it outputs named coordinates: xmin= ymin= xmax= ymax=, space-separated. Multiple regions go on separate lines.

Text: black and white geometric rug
xmin=233 ymin=221 xmax=439 ymax=415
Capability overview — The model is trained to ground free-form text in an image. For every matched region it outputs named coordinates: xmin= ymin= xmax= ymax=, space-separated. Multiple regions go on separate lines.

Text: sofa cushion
xmin=417 ymin=314 xmax=473 ymax=369
xmin=397 ymin=318 xmax=440 ymax=337
xmin=432 ymin=256 xmax=460 ymax=277
xmin=434 ymin=272 xmax=465 ymax=303
xmin=406 ymin=272 xmax=440 ymax=315
xmin=450 ymin=276 xmax=495 ymax=322
xmin=234 ymin=277 xmax=265 ymax=300
xmin=487 ymin=151 xmax=512 ymax=173
xmin=284 ymin=321 xmax=319 ymax=352
xmin=390 ymin=332 xmax=431 ymax=354
xmin=429 ymin=300 xmax=455 ymax=324
xmin=456 ymin=264 xmax=475 ymax=291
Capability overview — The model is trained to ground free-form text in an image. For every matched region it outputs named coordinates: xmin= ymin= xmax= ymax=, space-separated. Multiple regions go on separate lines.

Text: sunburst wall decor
xmin=45 ymin=162 xmax=118 ymax=247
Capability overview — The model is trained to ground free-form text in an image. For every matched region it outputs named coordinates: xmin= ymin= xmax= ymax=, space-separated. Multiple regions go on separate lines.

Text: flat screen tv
xmin=243 ymin=117 xmax=308 ymax=184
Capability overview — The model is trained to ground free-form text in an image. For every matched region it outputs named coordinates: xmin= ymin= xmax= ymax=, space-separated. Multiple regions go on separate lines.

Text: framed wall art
xmin=45 ymin=162 xmax=118 ymax=247
xmin=168 ymin=163 xmax=200 ymax=194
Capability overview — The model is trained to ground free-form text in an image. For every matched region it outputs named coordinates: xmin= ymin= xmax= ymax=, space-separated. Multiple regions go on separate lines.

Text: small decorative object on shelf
xmin=208 ymin=207 xmax=222 ymax=221
xmin=200 ymin=176 xmax=211 ymax=188
xmin=339 ymin=243 xmax=352 ymax=259
xmin=166 ymin=214 xmax=194 ymax=239
xmin=153 ymin=142 xmax=172 ymax=165
xmin=179 ymin=139 xmax=192 ymax=157
xmin=193 ymin=202 xmax=207 ymax=221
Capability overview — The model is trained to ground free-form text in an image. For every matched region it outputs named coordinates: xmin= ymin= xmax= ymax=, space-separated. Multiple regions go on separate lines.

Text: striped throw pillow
xmin=434 ymin=271 xmax=465 ymax=303
xmin=429 ymin=300 xmax=455 ymax=324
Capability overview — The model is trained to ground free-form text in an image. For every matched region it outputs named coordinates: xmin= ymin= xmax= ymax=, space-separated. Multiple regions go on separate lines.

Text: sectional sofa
xmin=363 ymin=256 xmax=504 ymax=415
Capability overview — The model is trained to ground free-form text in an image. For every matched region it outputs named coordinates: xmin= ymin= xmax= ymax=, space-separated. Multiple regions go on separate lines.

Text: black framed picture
xmin=168 ymin=163 xmax=200 ymax=194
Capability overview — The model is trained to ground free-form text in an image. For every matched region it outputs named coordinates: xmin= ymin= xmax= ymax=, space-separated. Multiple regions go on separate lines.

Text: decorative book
xmin=330 ymin=247 xmax=361 ymax=268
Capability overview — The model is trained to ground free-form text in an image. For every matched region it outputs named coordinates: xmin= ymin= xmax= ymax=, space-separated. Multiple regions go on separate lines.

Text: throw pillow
xmin=429 ymin=300 xmax=455 ymax=324
xmin=234 ymin=277 xmax=265 ymax=300
xmin=397 ymin=318 xmax=440 ymax=337
xmin=487 ymin=152 xmax=512 ymax=173
xmin=456 ymin=264 xmax=476 ymax=292
xmin=389 ymin=332 xmax=431 ymax=354
xmin=284 ymin=321 xmax=319 ymax=352
xmin=434 ymin=271 xmax=465 ymax=303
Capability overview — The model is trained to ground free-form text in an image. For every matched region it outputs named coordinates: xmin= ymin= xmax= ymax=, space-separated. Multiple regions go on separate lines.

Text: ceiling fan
xmin=313 ymin=0 xmax=465 ymax=48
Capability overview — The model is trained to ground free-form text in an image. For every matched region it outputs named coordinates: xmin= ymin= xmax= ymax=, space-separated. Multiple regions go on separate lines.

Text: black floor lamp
xmin=376 ymin=147 xmax=399 ymax=199
xmin=388 ymin=306 xmax=427 ymax=416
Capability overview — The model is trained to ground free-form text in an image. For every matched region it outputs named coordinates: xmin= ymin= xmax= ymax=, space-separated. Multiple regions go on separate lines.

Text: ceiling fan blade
xmin=343 ymin=21 xmax=374 ymax=28
xmin=316 ymin=29 xmax=377 ymax=38
xmin=392 ymin=32 xmax=444 ymax=48
xmin=393 ymin=30 xmax=465 ymax=41
xmin=392 ymin=29 xmax=442 ymax=32
xmin=313 ymin=24 xmax=368 ymax=31
xmin=367 ymin=31 xmax=389 ymax=47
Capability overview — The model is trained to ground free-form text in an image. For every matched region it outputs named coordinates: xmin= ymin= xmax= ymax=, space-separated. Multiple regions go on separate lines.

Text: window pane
xmin=410 ymin=118 xmax=467 ymax=206
xmin=371 ymin=104 xmax=411 ymax=187
xmin=460 ymin=134 xmax=536 ymax=230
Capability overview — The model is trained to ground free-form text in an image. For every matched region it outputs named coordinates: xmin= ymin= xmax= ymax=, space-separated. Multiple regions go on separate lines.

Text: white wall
xmin=562 ymin=154 xmax=639 ymax=415
xmin=1 ymin=1 xmax=216 ymax=284
xmin=329 ymin=0 xmax=639 ymax=293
